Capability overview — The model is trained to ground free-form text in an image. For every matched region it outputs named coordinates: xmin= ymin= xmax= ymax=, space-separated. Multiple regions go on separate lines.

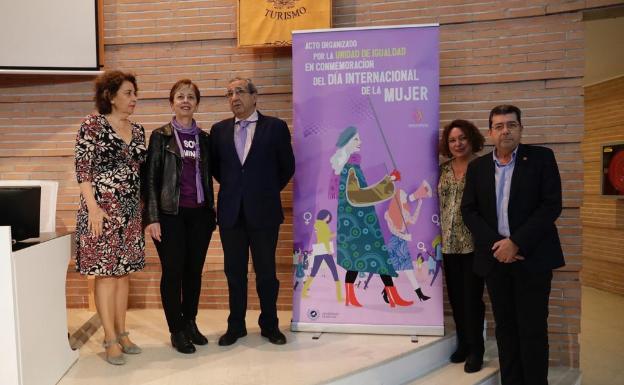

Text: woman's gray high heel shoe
xmin=103 ymin=339 xmax=126 ymax=365
xmin=118 ymin=331 xmax=142 ymax=354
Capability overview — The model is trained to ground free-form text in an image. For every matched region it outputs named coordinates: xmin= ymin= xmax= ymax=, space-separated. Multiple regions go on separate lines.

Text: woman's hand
xmin=87 ymin=206 xmax=110 ymax=237
xmin=146 ymin=222 xmax=162 ymax=242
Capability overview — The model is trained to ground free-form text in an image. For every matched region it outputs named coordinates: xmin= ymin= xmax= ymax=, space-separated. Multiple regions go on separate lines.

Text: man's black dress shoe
xmin=218 ymin=329 xmax=247 ymax=346
xmin=260 ymin=329 xmax=287 ymax=345
xmin=186 ymin=320 xmax=208 ymax=345
xmin=464 ymin=354 xmax=483 ymax=373
xmin=449 ymin=346 xmax=469 ymax=363
xmin=171 ymin=331 xmax=196 ymax=354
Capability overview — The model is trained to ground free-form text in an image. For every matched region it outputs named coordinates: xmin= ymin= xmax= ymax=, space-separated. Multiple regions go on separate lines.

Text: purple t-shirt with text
xmin=177 ymin=132 xmax=203 ymax=208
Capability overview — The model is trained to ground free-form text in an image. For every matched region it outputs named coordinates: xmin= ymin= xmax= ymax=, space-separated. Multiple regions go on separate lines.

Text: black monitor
xmin=0 ymin=186 xmax=41 ymax=242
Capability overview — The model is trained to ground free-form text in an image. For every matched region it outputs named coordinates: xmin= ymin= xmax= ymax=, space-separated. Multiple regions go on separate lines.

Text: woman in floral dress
xmin=75 ymin=70 xmax=146 ymax=365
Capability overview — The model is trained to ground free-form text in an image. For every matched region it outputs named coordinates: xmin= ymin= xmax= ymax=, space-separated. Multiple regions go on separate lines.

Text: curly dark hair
xmin=94 ymin=70 xmax=138 ymax=114
xmin=169 ymin=79 xmax=200 ymax=105
xmin=439 ymin=119 xmax=485 ymax=158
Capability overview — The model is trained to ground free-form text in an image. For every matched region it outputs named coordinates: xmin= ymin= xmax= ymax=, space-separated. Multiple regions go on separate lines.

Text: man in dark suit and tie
xmin=211 ymin=77 xmax=294 ymax=346
xmin=461 ymin=105 xmax=565 ymax=385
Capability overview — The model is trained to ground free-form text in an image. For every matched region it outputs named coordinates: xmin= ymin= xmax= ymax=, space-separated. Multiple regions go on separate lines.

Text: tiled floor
xmin=580 ymin=286 xmax=624 ymax=385
xmin=59 ymin=286 xmax=621 ymax=385
xmin=62 ymin=308 xmax=442 ymax=385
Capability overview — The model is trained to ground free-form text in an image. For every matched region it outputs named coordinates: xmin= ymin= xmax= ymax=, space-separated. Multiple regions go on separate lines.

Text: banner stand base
xmin=291 ymin=321 xmax=444 ymax=336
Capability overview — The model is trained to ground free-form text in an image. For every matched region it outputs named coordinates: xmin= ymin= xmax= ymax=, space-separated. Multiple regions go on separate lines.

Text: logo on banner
xmin=409 ymin=108 xmax=430 ymax=129
xmin=412 ymin=109 xmax=424 ymax=123
xmin=306 ymin=308 xmax=320 ymax=321
xmin=265 ymin=0 xmax=307 ymax=20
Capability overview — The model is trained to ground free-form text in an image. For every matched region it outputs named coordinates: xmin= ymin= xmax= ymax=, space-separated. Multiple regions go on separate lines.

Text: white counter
xmin=0 ymin=227 xmax=79 ymax=385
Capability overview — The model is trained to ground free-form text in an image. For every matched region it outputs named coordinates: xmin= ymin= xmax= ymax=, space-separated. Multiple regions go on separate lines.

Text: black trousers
xmin=443 ymin=252 xmax=485 ymax=357
xmin=485 ymin=263 xmax=552 ymax=385
xmin=154 ymin=206 xmax=213 ymax=333
xmin=219 ymin=214 xmax=280 ymax=333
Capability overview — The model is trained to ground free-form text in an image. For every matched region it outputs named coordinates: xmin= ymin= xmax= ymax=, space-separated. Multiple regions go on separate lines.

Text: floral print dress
xmin=438 ymin=160 xmax=474 ymax=254
xmin=74 ymin=114 xmax=146 ymax=276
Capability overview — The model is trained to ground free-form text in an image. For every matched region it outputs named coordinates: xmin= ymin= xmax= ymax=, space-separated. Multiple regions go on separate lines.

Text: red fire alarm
xmin=603 ymin=143 xmax=624 ymax=197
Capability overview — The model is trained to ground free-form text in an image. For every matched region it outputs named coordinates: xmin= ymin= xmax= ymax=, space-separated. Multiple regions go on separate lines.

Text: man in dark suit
xmin=461 ymin=105 xmax=565 ymax=385
xmin=211 ymin=77 xmax=295 ymax=346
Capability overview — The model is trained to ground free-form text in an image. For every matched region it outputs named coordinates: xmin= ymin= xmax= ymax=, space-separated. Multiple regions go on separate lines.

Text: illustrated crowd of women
xmin=75 ymin=70 xmax=487 ymax=372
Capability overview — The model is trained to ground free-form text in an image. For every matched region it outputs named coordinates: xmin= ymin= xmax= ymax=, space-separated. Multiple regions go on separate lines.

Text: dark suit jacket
xmin=210 ymin=111 xmax=295 ymax=229
xmin=461 ymin=143 xmax=565 ymax=276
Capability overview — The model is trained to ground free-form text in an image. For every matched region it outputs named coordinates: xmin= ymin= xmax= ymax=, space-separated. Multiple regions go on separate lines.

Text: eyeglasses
xmin=492 ymin=121 xmax=521 ymax=132
xmin=225 ymin=87 xmax=250 ymax=99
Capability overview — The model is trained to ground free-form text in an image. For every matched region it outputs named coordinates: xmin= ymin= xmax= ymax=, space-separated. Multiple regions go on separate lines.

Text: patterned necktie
xmin=235 ymin=120 xmax=252 ymax=163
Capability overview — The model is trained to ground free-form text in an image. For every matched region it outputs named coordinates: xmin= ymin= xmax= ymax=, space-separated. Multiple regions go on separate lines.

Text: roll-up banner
xmin=291 ymin=25 xmax=443 ymax=335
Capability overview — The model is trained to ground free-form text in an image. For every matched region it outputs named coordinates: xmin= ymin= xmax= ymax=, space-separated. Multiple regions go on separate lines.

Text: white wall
xmin=0 ymin=0 xmax=98 ymax=70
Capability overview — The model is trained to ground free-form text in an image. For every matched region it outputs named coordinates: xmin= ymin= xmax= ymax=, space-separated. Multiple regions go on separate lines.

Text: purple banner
xmin=291 ymin=25 xmax=442 ymax=335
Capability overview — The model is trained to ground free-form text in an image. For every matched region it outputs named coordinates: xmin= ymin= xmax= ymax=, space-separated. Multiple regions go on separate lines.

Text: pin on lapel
xmin=523 ymin=156 xmax=528 ymax=161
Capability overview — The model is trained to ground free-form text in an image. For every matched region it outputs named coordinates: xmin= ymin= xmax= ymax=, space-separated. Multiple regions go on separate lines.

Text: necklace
xmin=451 ymin=158 xmax=467 ymax=180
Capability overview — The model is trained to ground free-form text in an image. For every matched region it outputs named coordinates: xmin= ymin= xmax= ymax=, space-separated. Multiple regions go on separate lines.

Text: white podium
xmin=0 ymin=227 xmax=79 ymax=385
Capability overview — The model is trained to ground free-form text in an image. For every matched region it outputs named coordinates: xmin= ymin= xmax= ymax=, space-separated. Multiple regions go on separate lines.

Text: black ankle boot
xmin=450 ymin=345 xmax=469 ymax=363
xmin=185 ymin=320 xmax=208 ymax=345
xmin=464 ymin=353 xmax=484 ymax=373
xmin=381 ymin=289 xmax=389 ymax=303
xmin=415 ymin=288 xmax=430 ymax=301
xmin=171 ymin=330 xmax=196 ymax=354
